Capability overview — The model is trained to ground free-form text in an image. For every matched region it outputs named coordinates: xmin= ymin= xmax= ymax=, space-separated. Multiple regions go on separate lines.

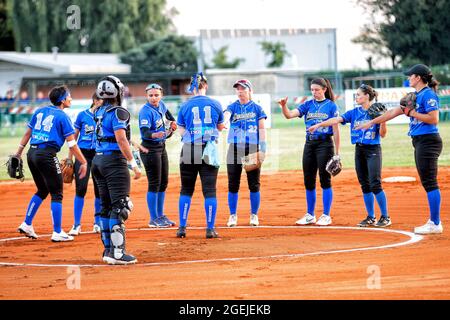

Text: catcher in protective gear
xmin=368 ymin=102 xmax=387 ymax=119
xmin=6 ymin=154 xmax=25 ymax=181
xmin=400 ymin=92 xmax=417 ymax=116
xmin=60 ymin=158 xmax=74 ymax=184
xmin=325 ymin=155 xmax=342 ymax=177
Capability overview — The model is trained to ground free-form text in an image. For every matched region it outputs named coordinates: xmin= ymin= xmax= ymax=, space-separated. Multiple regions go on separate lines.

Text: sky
xmin=166 ymin=0 xmax=391 ymax=70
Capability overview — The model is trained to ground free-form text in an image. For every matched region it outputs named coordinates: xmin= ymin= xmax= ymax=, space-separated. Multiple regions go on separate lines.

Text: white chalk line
xmin=0 ymin=226 xmax=423 ymax=268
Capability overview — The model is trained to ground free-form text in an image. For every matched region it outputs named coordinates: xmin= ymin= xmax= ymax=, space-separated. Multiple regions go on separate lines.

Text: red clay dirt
xmin=0 ymin=167 xmax=449 ymax=300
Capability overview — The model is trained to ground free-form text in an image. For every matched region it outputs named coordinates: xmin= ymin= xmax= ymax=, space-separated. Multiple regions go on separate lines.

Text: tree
xmin=211 ymin=46 xmax=244 ymax=69
xmin=354 ymin=0 xmax=450 ymax=67
xmin=7 ymin=0 xmax=173 ymax=53
xmin=260 ymin=41 xmax=290 ymax=68
xmin=0 ymin=0 xmax=14 ymax=50
xmin=120 ymin=34 xmax=198 ymax=73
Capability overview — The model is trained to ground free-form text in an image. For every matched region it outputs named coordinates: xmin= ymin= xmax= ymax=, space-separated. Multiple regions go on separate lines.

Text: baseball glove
xmin=242 ymin=152 xmax=265 ymax=172
xmin=60 ymin=158 xmax=74 ymax=184
xmin=326 ymin=155 xmax=342 ymax=177
xmin=368 ymin=102 xmax=387 ymax=119
xmin=6 ymin=155 xmax=25 ymax=182
xmin=400 ymin=92 xmax=417 ymax=116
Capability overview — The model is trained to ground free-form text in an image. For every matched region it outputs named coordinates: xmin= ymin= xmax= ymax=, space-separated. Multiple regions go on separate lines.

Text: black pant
xmin=302 ymin=138 xmax=334 ymax=190
xmin=140 ymin=142 xmax=168 ymax=193
xmin=92 ymin=153 xmax=130 ymax=217
xmin=227 ymin=143 xmax=260 ymax=193
xmin=27 ymin=146 xmax=63 ymax=202
xmin=74 ymin=149 xmax=99 ymax=198
xmin=412 ymin=133 xmax=442 ymax=192
xmin=355 ymin=144 xmax=383 ymax=194
xmin=180 ymin=144 xmax=218 ymax=198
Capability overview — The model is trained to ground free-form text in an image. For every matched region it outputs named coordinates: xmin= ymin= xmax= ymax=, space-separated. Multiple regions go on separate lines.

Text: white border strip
xmin=0 ymin=226 xmax=423 ymax=268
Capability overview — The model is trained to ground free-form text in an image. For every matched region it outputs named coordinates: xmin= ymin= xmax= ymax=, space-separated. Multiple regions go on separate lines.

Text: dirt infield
xmin=0 ymin=167 xmax=449 ymax=299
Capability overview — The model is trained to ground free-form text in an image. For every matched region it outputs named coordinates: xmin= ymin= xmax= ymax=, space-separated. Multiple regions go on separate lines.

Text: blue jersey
xmin=226 ymin=100 xmax=267 ymax=144
xmin=409 ymin=87 xmax=439 ymax=136
xmin=297 ymin=99 xmax=339 ymax=137
xmin=139 ymin=101 xmax=168 ymax=143
xmin=74 ymin=108 xmax=96 ymax=150
xmin=27 ymin=105 xmax=75 ymax=151
xmin=94 ymin=104 xmax=129 ymax=153
xmin=177 ymin=95 xmax=224 ymax=144
xmin=341 ymin=106 xmax=381 ymax=145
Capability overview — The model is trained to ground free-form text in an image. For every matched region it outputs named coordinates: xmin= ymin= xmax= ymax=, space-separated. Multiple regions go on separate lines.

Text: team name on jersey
xmin=354 ymin=119 xmax=371 ymax=127
xmin=32 ymin=132 xmax=50 ymax=142
xmin=84 ymin=124 xmax=95 ymax=134
xmin=427 ymin=98 xmax=438 ymax=107
xmin=232 ymin=112 xmax=257 ymax=122
xmin=306 ymin=112 xmax=329 ymax=121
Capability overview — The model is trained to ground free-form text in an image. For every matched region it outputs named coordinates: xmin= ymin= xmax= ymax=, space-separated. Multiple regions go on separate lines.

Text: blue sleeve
xmin=424 ymin=92 xmax=440 ymax=112
xmin=297 ymin=103 xmax=308 ymax=117
xmin=139 ymin=109 xmax=152 ymax=129
xmin=216 ymin=101 xmax=224 ymax=124
xmin=27 ymin=111 xmax=37 ymax=129
xmin=331 ymin=103 xmax=339 ymax=117
xmin=177 ymin=105 xmax=186 ymax=127
xmin=258 ymin=105 xmax=267 ymax=120
xmin=74 ymin=111 xmax=83 ymax=130
xmin=225 ymin=103 xmax=234 ymax=114
xmin=61 ymin=113 xmax=75 ymax=138
xmin=341 ymin=109 xmax=353 ymax=124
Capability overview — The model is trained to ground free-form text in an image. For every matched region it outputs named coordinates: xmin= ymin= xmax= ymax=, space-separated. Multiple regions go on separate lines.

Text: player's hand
xmin=78 ymin=163 xmax=88 ymax=179
xmin=308 ymin=124 xmax=320 ymax=133
xmin=139 ymin=145 xmax=149 ymax=154
xmin=278 ymin=97 xmax=288 ymax=108
xmin=153 ymin=131 xmax=165 ymax=139
xmin=355 ymin=121 xmax=372 ymax=131
xmin=132 ymin=166 xmax=141 ymax=180
xmin=169 ymin=121 xmax=177 ymax=131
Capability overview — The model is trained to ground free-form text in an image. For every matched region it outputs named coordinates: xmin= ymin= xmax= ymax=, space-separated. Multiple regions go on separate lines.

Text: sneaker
xmin=18 ymin=222 xmax=38 ymax=239
xmin=249 ymin=214 xmax=259 ymax=226
xmin=176 ymin=226 xmax=186 ymax=238
xmin=148 ymin=217 xmax=170 ymax=228
xmin=357 ymin=216 xmax=377 ymax=227
xmin=68 ymin=224 xmax=81 ymax=236
xmin=51 ymin=230 xmax=74 ymax=242
xmin=160 ymin=215 xmax=176 ymax=227
xmin=227 ymin=214 xmax=238 ymax=227
xmin=414 ymin=220 xmax=443 ymax=234
xmin=102 ymin=248 xmax=115 ymax=264
xmin=295 ymin=213 xmax=316 ymax=225
xmin=106 ymin=252 xmax=137 ymax=265
xmin=206 ymin=228 xmax=219 ymax=239
xmin=93 ymin=224 xmax=101 ymax=233
xmin=375 ymin=216 xmax=391 ymax=228
xmin=315 ymin=214 xmax=332 ymax=226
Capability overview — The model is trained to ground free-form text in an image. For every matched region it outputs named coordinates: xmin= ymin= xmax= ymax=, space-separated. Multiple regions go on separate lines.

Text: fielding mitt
xmin=60 ymin=158 xmax=74 ymax=184
xmin=400 ymin=92 xmax=417 ymax=116
xmin=242 ymin=152 xmax=265 ymax=172
xmin=326 ymin=155 xmax=342 ymax=177
xmin=6 ymin=155 xmax=25 ymax=181
xmin=368 ymin=102 xmax=387 ymax=119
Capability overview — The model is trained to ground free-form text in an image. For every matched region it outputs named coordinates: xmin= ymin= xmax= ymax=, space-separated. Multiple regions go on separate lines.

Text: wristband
xmin=259 ymin=141 xmax=267 ymax=153
xmin=18 ymin=144 xmax=25 ymax=149
xmin=67 ymin=140 xmax=76 ymax=148
xmin=127 ymin=158 xmax=138 ymax=169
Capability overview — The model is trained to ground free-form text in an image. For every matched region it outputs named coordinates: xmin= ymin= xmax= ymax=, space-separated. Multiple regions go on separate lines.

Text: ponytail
xmin=420 ymin=73 xmax=439 ymax=93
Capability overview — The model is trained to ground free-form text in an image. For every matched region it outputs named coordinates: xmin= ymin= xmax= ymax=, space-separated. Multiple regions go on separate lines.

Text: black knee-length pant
xmin=302 ymin=137 xmax=334 ymax=190
xmin=355 ymin=144 xmax=383 ymax=194
xmin=227 ymin=143 xmax=260 ymax=193
xmin=140 ymin=142 xmax=169 ymax=193
xmin=74 ymin=148 xmax=99 ymax=198
xmin=412 ymin=133 xmax=442 ymax=192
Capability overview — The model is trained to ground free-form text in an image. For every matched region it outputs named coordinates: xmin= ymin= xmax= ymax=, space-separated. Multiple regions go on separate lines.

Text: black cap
xmin=404 ymin=64 xmax=431 ymax=76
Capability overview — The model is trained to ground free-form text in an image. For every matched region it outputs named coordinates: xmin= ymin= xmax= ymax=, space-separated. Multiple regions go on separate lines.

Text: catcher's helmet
xmin=96 ymin=75 xmax=124 ymax=100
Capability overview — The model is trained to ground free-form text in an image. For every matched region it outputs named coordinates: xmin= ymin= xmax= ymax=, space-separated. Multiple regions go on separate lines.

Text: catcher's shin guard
xmin=110 ymin=223 xmax=136 ymax=264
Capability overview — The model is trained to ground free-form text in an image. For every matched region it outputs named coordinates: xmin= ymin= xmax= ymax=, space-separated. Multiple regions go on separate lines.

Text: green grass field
xmin=1 ymin=113 xmax=449 ymax=181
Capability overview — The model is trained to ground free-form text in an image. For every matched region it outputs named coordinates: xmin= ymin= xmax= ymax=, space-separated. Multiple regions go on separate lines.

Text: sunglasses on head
xmin=146 ymin=83 xmax=162 ymax=91
xmin=359 ymin=84 xmax=369 ymax=90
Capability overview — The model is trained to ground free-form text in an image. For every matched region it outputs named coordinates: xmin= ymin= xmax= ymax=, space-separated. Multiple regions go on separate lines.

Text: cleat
xmin=93 ymin=224 xmax=101 ymax=233
xmin=106 ymin=252 xmax=137 ymax=265
xmin=414 ymin=220 xmax=443 ymax=234
xmin=249 ymin=214 xmax=259 ymax=226
xmin=227 ymin=214 xmax=238 ymax=227
xmin=357 ymin=216 xmax=377 ymax=227
xmin=315 ymin=214 xmax=332 ymax=226
xmin=148 ymin=216 xmax=170 ymax=228
xmin=102 ymin=248 xmax=115 ymax=263
xmin=176 ymin=226 xmax=186 ymax=238
xmin=374 ymin=216 xmax=392 ymax=228
xmin=51 ymin=230 xmax=74 ymax=242
xmin=160 ymin=215 xmax=176 ymax=227
xmin=18 ymin=222 xmax=38 ymax=239
xmin=68 ymin=224 xmax=81 ymax=236
xmin=295 ymin=213 xmax=316 ymax=225
xmin=206 ymin=228 xmax=219 ymax=239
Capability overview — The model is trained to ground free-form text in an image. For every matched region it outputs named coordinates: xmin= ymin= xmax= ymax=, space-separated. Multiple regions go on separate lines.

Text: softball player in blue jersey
xmin=139 ymin=83 xmax=177 ymax=228
xmin=67 ymin=93 xmax=103 ymax=236
xmin=176 ymin=72 xmax=225 ymax=239
xmin=309 ymin=84 xmax=391 ymax=227
xmin=357 ymin=64 xmax=443 ymax=234
xmin=16 ymin=86 xmax=88 ymax=242
xmin=223 ymin=79 xmax=267 ymax=227
xmin=279 ymin=78 xmax=341 ymax=226
xmin=92 ymin=75 xmax=142 ymax=265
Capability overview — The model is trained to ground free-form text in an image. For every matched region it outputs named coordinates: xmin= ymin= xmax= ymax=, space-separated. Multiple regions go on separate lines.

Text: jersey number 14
xmin=34 ymin=113 xmax=54 ymax=132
